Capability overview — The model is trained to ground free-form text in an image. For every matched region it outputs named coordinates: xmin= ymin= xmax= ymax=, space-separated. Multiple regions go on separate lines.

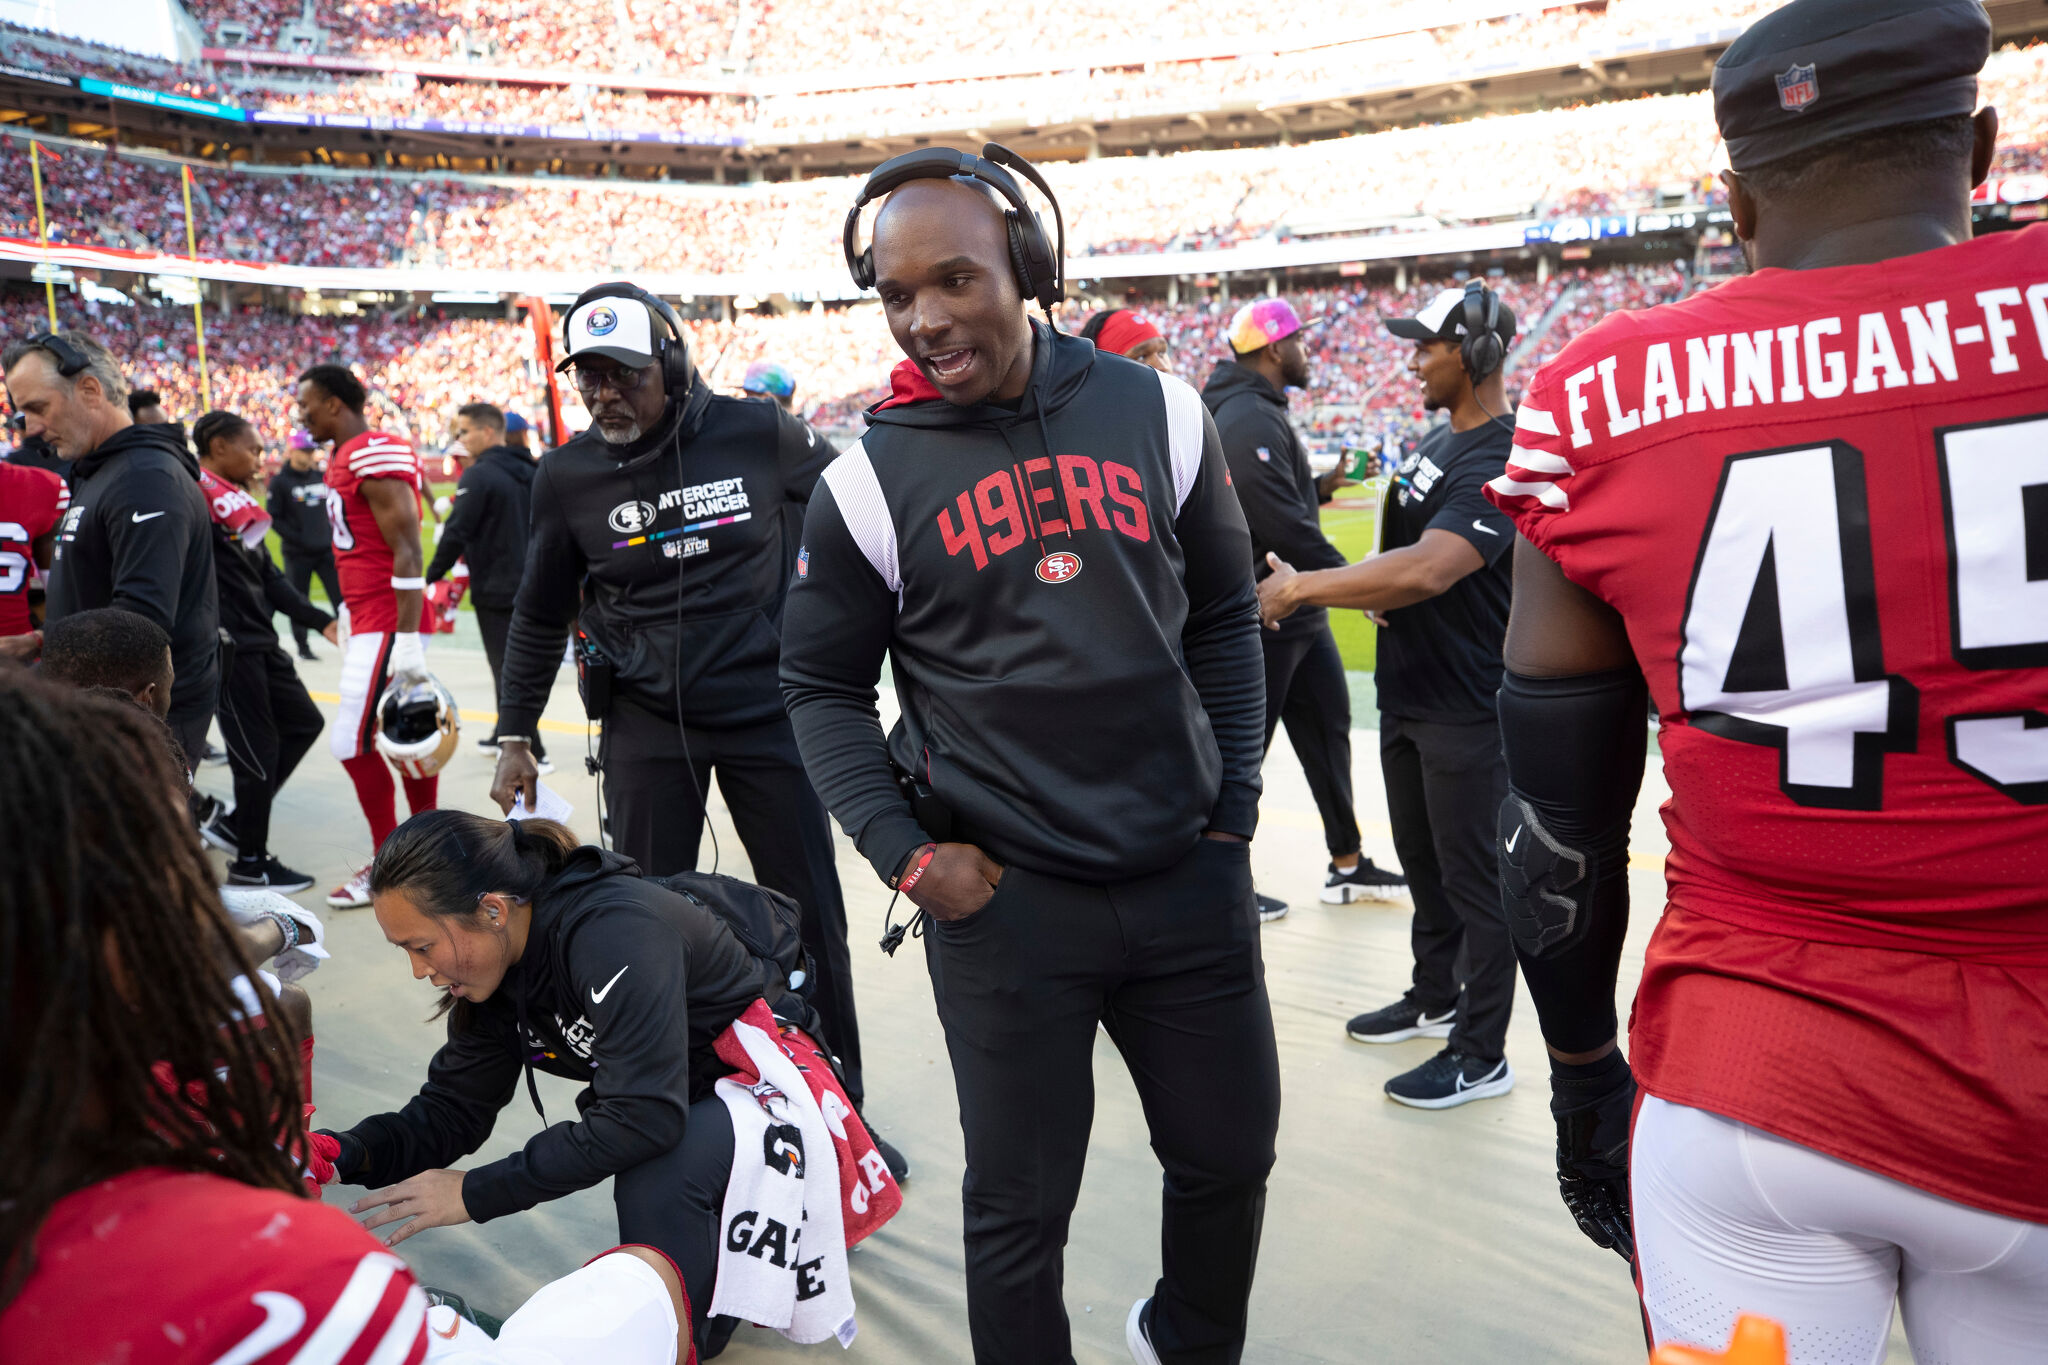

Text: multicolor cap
xmin=742 ymin=360 xmax=796 ymax=399
xmin=1226 ymin=297 xmax=1320 ymax=355
xmin=288 ymin=428 xmax=316 ymax=450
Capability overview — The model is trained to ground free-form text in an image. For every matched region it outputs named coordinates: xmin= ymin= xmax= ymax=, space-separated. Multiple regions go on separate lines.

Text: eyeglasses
xmin=570 ymin=363 xmax=654 ymax=397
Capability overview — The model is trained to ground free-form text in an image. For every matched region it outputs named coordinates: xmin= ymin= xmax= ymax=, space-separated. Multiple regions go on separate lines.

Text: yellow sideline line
xmin=303 ymin=690 xmax=593 ymax=737
xmin=302 ymin=692 xmax=1671 ymax=872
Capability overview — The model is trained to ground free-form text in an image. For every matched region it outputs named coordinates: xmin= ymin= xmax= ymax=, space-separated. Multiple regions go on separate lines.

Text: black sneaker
xmin=1345 ymin=994 xmax=1455 ymax=1044
xmin=1320 ymin=858 xmax=1407 ymax=904
xmin=297 ymin=642 xmax=318 ymax=662
xmin=227 ymin=856 xmax=317 ymax=894
xmin=1385 ymin=1048 xmax=1515 ymax=1110
xmin=1255 ymin=891 xmax=1289 ymax=923
xmin=475 ymin=733 xmax=501 ymax=754
xmin=201 ymin=741 xmax=230 ymax=768
xmin=870 ymin=1132 xmax=910 ymax=1185
xmin=196 ymin=794 xmax=239 ymax=857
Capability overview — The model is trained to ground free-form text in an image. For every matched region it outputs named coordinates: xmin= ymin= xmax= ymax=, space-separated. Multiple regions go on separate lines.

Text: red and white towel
xmin=708 ymin=1000 xmax=901 ymax=1346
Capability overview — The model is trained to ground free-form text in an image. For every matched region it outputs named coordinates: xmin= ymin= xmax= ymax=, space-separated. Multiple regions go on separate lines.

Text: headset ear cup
xmin=1005 ymin=213 xmax=1038 ymax=307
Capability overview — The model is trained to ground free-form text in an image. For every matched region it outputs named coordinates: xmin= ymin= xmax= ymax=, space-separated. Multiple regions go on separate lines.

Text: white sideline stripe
xmin=287 ymin=1251 xmax=403 ymax=1365
xmin=1514 ymin=405 xmax=1560 ymax=436
xmin=819 ymin=442 xmax=903 ymax=594
xmin=1508 ymin=445 xmax=1574 ymax=475
xmin=1158 ymin=369 xmax=1206 ymax=513
xmin=1488 ymin=474 xmax=1570 ymax=510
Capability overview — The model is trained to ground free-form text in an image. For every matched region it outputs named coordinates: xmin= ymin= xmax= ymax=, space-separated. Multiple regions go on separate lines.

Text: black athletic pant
xmin=472 ymin=602 xmax=542 ymax=760
xmin=602 ymin=697 xmax=861 ymax=1106
xmin=282 ymin=550 xmax=341 ymax=651
xmin=1378 ymin=712 xmax=1514 ymax=1064
xmin=924 ymin=837 xmax=1281 ymax=1365
xmin=217 ymin=642 xmax=326 ymax=863
xmin=1259 ymin=623 xmax=1361 ymax=859
xmin=614 ymin=1094 xmax=743 ymax=1359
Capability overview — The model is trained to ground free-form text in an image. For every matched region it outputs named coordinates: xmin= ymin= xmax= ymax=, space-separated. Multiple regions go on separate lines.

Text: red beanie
xmin=1094 ymin=310 xmax=1162 ymax=358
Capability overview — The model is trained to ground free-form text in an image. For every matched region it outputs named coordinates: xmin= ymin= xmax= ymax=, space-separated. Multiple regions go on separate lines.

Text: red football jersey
xmin=1490 ymin=225 xmax=2048 ymax=1220
xmin=0 ymin=461 xmax=67 ymax=637
xmin=326 ymin=430 xmax=424 ymax=634
xmin=0 ymin=1168 xmax=427 ymax=1365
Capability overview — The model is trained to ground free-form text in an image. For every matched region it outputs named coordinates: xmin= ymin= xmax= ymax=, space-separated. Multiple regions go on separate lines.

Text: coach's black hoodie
xmin=780 ymin=322 xmax=1266 ymax=886
xmin=47 ymin=421 xmax=219 ymax=726
xmin=494 ymin=361 xmax=832 ymax=736
xmin=331 ymin=848 xmax=790 ymax=1223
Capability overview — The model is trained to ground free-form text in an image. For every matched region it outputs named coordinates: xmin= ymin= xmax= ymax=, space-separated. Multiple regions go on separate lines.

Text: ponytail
xmin=370 ymin=810 xmax=580 ymax=918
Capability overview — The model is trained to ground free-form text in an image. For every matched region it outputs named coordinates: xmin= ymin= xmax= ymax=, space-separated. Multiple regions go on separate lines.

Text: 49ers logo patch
xmin=1036 ymin=551 xmax=1082 ymax=584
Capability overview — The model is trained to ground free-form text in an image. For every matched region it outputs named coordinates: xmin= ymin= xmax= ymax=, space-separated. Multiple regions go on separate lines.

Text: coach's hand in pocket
xmin=354 ymin=1169 xmax=472 ymax=1247
xmin=907 ymin=843 xmax=1004 ymax=923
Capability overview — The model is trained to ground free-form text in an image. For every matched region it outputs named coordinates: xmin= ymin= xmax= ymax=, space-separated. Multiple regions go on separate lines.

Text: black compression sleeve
xmin=1497 ymin=667 xmax=1648 ymax=1055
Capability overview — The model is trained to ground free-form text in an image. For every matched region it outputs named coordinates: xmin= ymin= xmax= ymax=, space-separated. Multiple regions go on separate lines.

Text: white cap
xmin=558 ymin=297 xmax=660 ymax=371
xmin=1384 ymin=287 xmax=1516 ymax=343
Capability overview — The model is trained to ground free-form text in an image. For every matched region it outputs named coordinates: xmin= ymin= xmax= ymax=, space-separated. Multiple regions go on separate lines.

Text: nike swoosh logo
xmin=590 ymin=965 xmax=629 ymax=1004
xmin=212 ymin=1291 xmax=306 ymax=1365
xmin=1506 ymin=825 xmax=1522 ymax=853
xmin=131 ymin=510 xmax=167 ymax=523
xmin=1418 ymin=1009 xmax=1455 ymax=1027
xmin=1471 ymin=518 xmax=1500 ymax=536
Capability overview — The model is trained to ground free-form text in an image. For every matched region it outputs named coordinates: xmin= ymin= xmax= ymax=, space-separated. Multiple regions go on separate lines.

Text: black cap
xmin=1712 ymin=0 xmax=1990 ymax=172
xmin=1383 ymin=286 xmax=1517 ymax=346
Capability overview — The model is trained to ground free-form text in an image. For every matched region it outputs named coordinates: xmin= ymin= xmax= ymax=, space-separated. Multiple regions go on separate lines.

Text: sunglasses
xmin=570 ymin=362 xmax=654 ymax=397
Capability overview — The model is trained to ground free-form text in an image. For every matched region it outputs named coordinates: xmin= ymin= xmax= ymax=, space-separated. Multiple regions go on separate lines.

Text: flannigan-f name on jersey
xmin=1529 ymin=278 xmax=2048 ymax=456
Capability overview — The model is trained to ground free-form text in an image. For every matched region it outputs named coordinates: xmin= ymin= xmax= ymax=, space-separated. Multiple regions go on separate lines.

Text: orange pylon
xmin=1650 ymin=1314 xmax=1788 ymax=1365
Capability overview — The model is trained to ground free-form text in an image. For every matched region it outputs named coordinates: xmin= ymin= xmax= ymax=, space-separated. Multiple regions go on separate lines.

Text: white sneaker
xmin=325 ymin=864 xmax=373 ymax=910
xmin=1125 ymin=1298 xmax=1162 ymax=1365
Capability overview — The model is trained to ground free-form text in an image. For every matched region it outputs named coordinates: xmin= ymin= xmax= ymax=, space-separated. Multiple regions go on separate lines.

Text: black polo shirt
xmin=1375 ymin=418 xmax=1515 ymax=723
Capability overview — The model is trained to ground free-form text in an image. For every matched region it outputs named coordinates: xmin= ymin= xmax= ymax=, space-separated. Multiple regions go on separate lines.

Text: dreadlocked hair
xmin=371 ymin=810 xmax=581 ymax=1025
xmin=0 ymin=671 xmax=309 ymax=1308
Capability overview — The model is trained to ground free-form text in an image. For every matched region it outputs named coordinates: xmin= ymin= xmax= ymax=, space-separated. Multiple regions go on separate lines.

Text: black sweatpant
xmin=217 ymin=642 xmax=327 ymax=863
xmin=282 ymin=550 xmax=341 ymax=651
xmin=924 ymin=836 xmax=1281 ymax=1365
xmin=613 ymin=1093 xmax=743 ymax=1359
xmin=472 ymin=602 xmax=542 ymax=760
xmin=1378 ymin=712 xmax=1514 ymax=1064
xmin=1259 ymin=623 xmax=1361 ymax=859
xmin=602 ymin=698 xmax=862 ymax=1106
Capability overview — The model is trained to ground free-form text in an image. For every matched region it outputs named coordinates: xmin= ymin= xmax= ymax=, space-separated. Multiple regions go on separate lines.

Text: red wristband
xmin=896 ymin=843 xmax=938 ymax=894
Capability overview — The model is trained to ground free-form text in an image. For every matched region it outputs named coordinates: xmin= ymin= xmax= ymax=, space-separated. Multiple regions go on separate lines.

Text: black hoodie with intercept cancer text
xmin=779 ymin=322 xmax=1266 ymax=886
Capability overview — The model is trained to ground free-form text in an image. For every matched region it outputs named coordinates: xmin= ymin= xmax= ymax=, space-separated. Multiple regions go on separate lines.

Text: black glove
xmin=1551 ymin=1051 xmax=1637 ymax=1262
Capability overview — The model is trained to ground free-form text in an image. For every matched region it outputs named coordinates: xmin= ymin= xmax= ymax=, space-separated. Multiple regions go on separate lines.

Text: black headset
xmin=26 ymin=331 xmax=93 ymax=378
xmin=843 ymin=143 xmax=1067 ymax=313
xmin=563 ymin=281 xmax=695 ymax=393
xmin=1458 ymin=281 xmax=1505 ymax=381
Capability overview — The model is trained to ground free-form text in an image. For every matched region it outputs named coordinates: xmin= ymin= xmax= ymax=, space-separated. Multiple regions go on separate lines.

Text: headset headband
xmin=843 ymin=142 xmax=1067 ymax=312
xmin=26 ymin=331 xmax=92 ymax=378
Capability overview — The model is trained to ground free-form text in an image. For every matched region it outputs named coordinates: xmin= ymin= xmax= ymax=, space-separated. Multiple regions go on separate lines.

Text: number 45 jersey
xmin=1490 ymin=224 xmax=2048 ymax=1222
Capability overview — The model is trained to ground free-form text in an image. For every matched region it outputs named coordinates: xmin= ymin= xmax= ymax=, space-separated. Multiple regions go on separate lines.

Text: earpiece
xmin=1459 ymin=282 xmax=1504 ymax=381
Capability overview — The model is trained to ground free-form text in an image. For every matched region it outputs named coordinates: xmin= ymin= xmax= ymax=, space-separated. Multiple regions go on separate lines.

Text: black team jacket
xmin=325 ymin=848 xmax=798 ymax=1222
xmin=424 ymin=444 xmax=536 ymax=609
xmin=46 ymin=422 xmax=220 ymax=725
xmin=1200 ymin=359 xmax=1348 ymax=639
xmin=779 ymin=322 xmax=1266 ymax=886
xmin=265 ymin=461 xmax=333 ymax=560
xmin=494 ymin=365 xmax=832 ymax=737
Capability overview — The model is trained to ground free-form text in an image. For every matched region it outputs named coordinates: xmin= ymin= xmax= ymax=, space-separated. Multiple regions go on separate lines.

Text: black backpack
xmin=646 ymin=869 xmax=814 ymax=1000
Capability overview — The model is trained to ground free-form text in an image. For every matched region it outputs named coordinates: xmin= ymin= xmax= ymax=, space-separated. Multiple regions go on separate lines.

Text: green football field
xmin=1319 ymin=500 xmax=1380 ymax=672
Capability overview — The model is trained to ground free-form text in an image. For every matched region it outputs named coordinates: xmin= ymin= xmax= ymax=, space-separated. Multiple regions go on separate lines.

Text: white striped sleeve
xmin=1485 ymin=399 xmax=1577 ymax=516
xmin=818 ymin=441 xmax=901 ymax=594
xmin=1157 ymin=370 xmax=1206 ymax=514
xmin=285 ymin=1250 xmax=417 ymax=1365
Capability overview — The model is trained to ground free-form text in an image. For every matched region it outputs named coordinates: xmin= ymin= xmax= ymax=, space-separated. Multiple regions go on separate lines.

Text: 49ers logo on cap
xmin=1035 ymin=551 xmax=1082 ymax=584
xmin=584 ymin=305 xmax=619 ymax=336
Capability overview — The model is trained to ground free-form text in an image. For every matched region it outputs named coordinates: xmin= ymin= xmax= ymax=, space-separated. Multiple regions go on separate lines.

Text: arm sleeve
xmin=1215 ymin=400 xmax=1347 ymax=573
xmin=424 ymin=466 xmax=488 ymax=584
xmin=460 ymin=910 xmax=694 ymax=1222
xmin=779 ymin=478 xmax=932 ymax=883
xmin=340 ymin=1008 xmax=522 ymax=1190
xmin=98 ymin=465 xmax=201 ymax=633
xmin=1175 ymin=405 xmax=1267 ymax=838
xmin=495 ymin=461 xmax=582 ymax=736
xmin=258 ymin=547 xmax=334 ymax=632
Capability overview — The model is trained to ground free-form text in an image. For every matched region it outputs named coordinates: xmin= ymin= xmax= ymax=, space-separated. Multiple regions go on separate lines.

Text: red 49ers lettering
xmin=937 ymin=455 xmax=1150 ymax=571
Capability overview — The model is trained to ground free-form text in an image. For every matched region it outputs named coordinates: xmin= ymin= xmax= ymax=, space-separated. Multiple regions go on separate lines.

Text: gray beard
xmin=596 ymin=420 xmax=644 ymax=445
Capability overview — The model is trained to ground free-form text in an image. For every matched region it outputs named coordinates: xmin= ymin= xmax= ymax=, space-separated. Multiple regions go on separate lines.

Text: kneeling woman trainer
xmin=320 ymin=811 xmax=815 ymax=1360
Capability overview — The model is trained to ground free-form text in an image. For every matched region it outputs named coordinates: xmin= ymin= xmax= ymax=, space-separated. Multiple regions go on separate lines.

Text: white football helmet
xmin=375 ymin=673 xmax=460 ymax=779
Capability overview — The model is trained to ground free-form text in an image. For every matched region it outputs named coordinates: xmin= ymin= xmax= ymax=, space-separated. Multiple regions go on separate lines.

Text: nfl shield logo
xmin=797 ymin=547 xmax=809 ymax=579
xmin=1256 ymin=446 xmax=1272 ymax=462
xmin=1776 ymin=64 xmax=1818 ymax=114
